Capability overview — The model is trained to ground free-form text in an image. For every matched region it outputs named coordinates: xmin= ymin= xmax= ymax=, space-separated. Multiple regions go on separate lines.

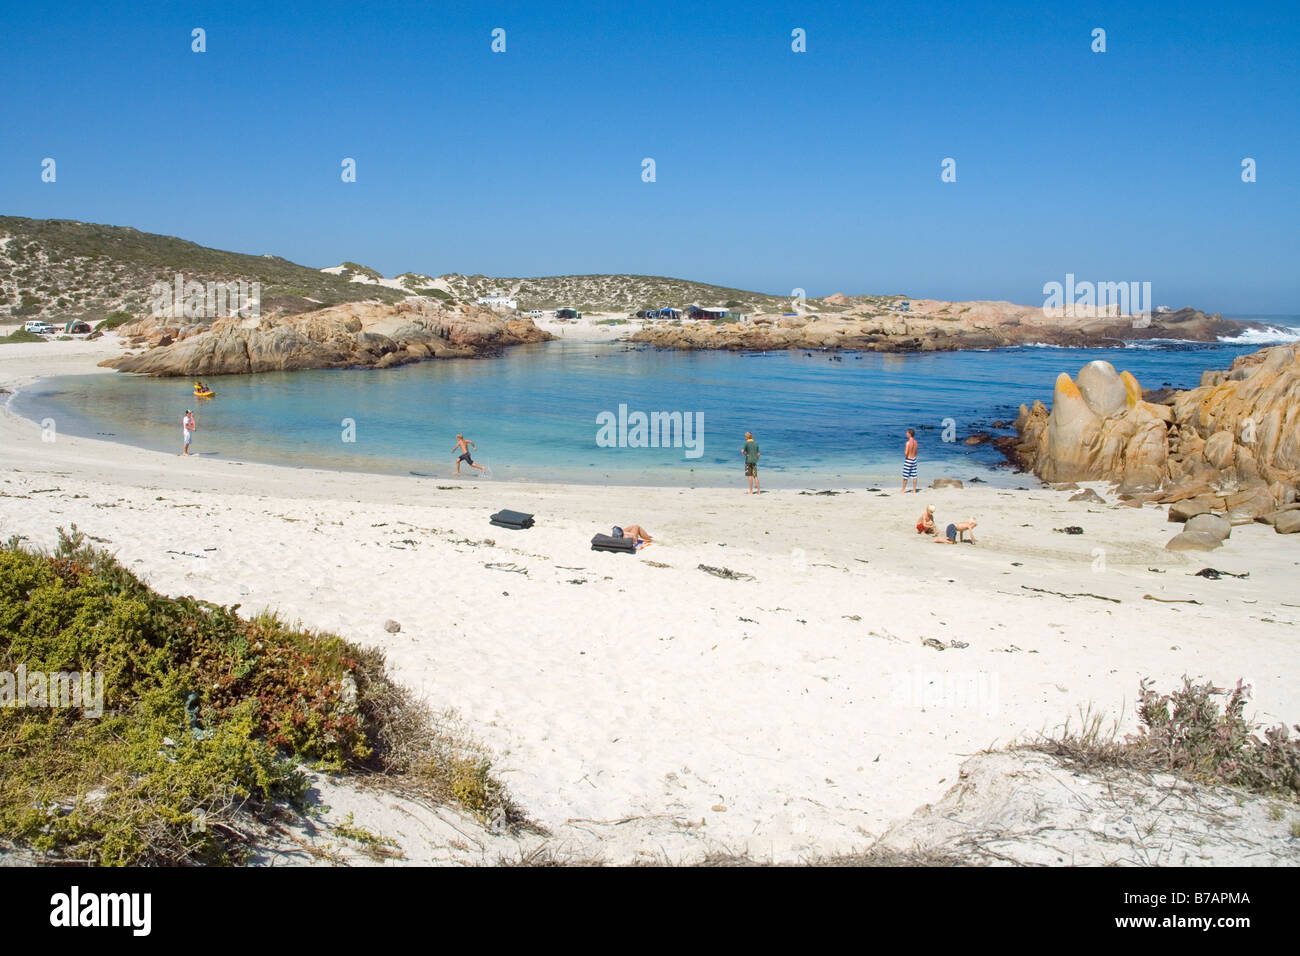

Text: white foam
xmin=1217 ymin=326 xmax=1300 ymax=345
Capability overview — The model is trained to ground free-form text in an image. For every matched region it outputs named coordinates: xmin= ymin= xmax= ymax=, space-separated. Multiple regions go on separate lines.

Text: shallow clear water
xmin=11 ymin=340 xmax=1282 ymax=488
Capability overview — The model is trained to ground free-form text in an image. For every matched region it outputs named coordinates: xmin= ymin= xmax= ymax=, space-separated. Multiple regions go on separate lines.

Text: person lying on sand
xmin=916 ymin=504 xmax=936 ymax=535
xmin=615 ymin=524 xmax=653 ymax=550
xmin=934 ymin=519 xmax=977 ymax=544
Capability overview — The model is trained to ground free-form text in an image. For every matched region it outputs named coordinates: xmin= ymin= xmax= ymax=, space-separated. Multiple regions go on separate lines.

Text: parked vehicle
xmin=23 ymin=321 xmax=55 ymax=335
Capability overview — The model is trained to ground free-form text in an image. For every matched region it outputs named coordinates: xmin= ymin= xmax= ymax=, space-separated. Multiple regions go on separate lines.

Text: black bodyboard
xmin=490 ymin=509 xmax=535 ymax=529
xmin=591 ymin=533 xmax=637 ymax=553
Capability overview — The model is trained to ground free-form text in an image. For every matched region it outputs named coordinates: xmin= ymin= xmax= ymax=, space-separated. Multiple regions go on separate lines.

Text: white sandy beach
xmin=3 ymin=338 xmax=1299 ymax=863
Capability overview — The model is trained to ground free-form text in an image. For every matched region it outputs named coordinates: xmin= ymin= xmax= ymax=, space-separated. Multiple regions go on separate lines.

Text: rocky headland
xmin=1007 ymin=344 xmax=1300 ymax=547
xmin=102 ymin=301 xmax=552 ymax=376
xmin=632 ymin=304 xmax=1265 ymax=352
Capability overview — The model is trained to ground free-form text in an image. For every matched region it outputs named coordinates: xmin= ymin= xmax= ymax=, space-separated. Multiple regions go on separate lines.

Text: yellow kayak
xmin=193 ymin=386 xmax=215 ymax=398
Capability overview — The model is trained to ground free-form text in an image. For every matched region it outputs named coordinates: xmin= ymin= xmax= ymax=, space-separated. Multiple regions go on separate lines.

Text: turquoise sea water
xmin=12 ymin=336 xmax=1295 ymax=488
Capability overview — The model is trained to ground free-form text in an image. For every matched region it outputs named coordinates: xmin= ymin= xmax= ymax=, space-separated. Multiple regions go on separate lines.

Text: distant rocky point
xmin=632 ymin=304 xmax=1267 ymax=352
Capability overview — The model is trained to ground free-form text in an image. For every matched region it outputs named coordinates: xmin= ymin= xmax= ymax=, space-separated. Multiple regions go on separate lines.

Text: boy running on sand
xmin=453 ymin=434 xmax=487 ymax=476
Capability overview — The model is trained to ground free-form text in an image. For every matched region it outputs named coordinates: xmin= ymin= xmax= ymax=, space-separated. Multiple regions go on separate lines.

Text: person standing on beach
xmin=181 ymin=409 xmax=197 ymax=457
xmin=901 ymin=428 xmax=918 ymax=493
xmin=453 ymin=433 xmax=486 ymax=476
xmin=741 ymin=431 xmax=760 ymax=494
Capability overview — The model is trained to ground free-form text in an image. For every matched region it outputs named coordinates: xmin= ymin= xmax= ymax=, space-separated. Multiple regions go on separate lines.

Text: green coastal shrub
xmin=1034 ymin=677 xmax=1300 ymax=801
xmin=99 ymin=311 xmax=134 ymax=330
xmin=0 ymin=329 xmax=45 ymax=344
xmin=0 ymin=527 xmax=515 ymax=864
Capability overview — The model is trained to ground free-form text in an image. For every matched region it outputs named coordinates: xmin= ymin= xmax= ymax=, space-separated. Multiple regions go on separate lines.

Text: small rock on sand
xmin=931 ymin=478 xmax=963 ymax=489
xmin=1274 ymin=511 xmax=1300 ymax=534
xmin=1165 ymin=531 xmax=1223 ymax=552
xmin=384 ymin=619 xmax=401 ymax=633
xmin=1068 ymin=488 xmax=1106 ymax=504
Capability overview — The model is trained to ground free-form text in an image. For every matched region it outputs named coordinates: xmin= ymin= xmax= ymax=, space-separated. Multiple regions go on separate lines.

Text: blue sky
xmin=1 ymin=0 xmax=1296 ymax=312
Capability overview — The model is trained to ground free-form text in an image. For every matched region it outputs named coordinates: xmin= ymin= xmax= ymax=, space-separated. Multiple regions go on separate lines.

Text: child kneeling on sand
xmin=916 ymin=504 xmax=936 ymax=535
xmin=934 ymin=519 xmax=976 ymax=544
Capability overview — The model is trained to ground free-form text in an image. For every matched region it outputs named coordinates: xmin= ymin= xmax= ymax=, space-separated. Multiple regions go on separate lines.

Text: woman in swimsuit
xmin=619 ymin=524 xmax=653 ymax=549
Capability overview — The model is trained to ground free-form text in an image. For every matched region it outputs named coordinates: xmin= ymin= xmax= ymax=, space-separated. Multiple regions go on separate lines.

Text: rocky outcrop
xmin=1008 ymin=345 xmax=1300 ymax=530
xmin=1011 ymin=359 xmax=1167 ymax=490
xmin=631 ymin=306 xmax=1272 ymax=353
xmin=102 ymin=301 xmax=551 ymax=376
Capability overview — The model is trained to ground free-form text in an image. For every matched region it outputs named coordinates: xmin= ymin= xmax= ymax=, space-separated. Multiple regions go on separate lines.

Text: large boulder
xmin=1224 ymin=484 xmax=1277 ymax=520
xmin=1075 ymin=360 xmax=1131 ymax=419
xmin=1184 ymin=513 xmax=1231 ymax=541
xmin=1167 ymin=495 xmax=1220 ymax=522
xmin=1043 ymin=374 xmax=1103 ymax=481
xmin=1275 ymin=512 xmax=1300 ymax=534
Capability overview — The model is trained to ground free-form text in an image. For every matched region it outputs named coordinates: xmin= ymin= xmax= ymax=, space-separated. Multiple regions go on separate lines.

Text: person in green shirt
xmin=741 ymin=431 xmax=761 ymax=494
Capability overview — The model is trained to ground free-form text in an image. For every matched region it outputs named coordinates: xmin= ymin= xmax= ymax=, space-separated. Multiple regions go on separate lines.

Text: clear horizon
xmin=1 ymin=0 xmax=1296 ymax=312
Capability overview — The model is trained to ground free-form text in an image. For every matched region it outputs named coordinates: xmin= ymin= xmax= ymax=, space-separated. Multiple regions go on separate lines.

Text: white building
xmin=476 ymin=291 xmax=518 ymax=312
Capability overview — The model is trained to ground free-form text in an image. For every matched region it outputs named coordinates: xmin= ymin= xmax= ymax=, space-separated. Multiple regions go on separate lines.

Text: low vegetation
xmin=0 ymin=329 xmax=45 ymax=344
xmin=99 ymin=311 xmax=134 ymax=331
xmin=0 ymin=527 xmax=516 ymax=865
xmin=1031 ymin=677 xmax=1300 ymax=801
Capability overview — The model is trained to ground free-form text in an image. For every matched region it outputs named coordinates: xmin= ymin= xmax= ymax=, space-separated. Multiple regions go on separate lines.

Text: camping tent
xmin=64 ymin=320 xmax=92 ymax=334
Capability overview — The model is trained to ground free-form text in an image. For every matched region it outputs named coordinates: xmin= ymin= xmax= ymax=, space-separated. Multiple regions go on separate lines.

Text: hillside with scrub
xmin=0 ymin=216 xmax=902 ymax=330
xmin=0 ymin=217 xmax=407 ymax=326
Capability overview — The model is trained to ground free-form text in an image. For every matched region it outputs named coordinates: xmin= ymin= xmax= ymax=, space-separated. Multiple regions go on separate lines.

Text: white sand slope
xmin=2 ymin=341 xmax=1298 ymax=863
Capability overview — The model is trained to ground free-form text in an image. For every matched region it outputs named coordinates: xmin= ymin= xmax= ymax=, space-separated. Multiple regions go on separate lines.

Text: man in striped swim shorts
xmin=901 ymin=428 xmax=918 ymax=493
